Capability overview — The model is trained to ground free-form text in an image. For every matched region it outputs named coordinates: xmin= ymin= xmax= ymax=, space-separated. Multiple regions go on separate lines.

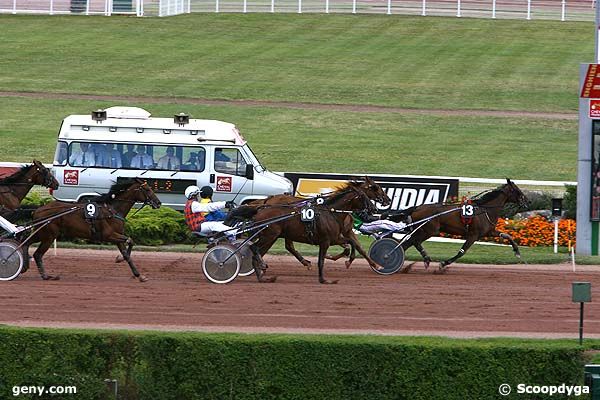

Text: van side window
xmin=182 ymin=147 xmax=205 ymax=172
xmin=54 ymin=141 xmax=68 ymax=166
xmin=69 ymin=142 xmax=96 ymax=167
xmin=214 ymin=148 xmax=248 ymax=176
xmin=155 ymin=146 xmax=181 ymax=170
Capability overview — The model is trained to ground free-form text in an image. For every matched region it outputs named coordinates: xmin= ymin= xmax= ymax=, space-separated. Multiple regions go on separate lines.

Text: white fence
xmin=0 ymin=0 xmax=596 ymax=19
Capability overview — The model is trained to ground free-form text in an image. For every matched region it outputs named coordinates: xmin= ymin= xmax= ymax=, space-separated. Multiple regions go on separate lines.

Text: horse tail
xmin=225 ymin=205 xmax=258 ymax=226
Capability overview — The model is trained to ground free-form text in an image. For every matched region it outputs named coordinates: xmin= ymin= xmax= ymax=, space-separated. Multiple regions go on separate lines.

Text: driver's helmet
xmin=200 ymin=186 xmax=214 ymax=199
xmin=185 ymin=185 xmax=201 ymax=200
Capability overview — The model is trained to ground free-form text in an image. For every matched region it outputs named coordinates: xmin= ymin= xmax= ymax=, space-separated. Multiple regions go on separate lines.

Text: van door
xmin=210 ymin=147 xmax=253 ymax=202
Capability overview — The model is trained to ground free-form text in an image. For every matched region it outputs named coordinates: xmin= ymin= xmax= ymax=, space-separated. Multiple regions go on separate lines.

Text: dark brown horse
xmin=231 ymin=181 xmax=385 ymax=284
xmin=0 ymin=160 xmax=59 ymax=214
xmin=24 ymin=179 xmax=161 ymax=281
xmin=250 ymin=177 xmax=391 ymax=269
xmin=393 ymin=179 xmax=529 ymax=273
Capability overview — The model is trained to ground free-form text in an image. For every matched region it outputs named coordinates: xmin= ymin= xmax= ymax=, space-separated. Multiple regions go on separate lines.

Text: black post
xmin=580 ymin=302 xmax=585 ymax=345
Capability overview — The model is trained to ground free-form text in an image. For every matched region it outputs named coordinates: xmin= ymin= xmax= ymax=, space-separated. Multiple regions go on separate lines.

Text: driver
xmin=352 ymin=209 xmax=407 ymax=236
xmin=0 ymin=215 xmax=24 ymax=235
xmin=184 ymin=185 xmax=236 ymax=237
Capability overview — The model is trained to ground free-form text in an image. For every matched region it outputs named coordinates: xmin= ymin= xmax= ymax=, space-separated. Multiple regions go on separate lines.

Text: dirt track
xmin=1 ymin=248 xmax=599 ymax=338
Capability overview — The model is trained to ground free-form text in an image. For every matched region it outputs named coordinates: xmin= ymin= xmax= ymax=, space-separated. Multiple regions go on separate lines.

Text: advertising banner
xmin=283 ymin=172 xmax=459 ymax=212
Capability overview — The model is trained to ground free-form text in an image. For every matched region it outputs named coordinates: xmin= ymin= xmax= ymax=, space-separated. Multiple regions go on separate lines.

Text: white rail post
xmin=243 ymin=0 xmax=247 ymax=12
xmin=352 ymin=0 xmax=356 ymax=13
xmin=457 ymin=0 xmax=461 ymax=16
xmin=271 ymin=0 xmax=274 ymax=12
xmin=387 ymin=0 xmax=391 ymax=14
xmin=298 ymin=0 xmax=301 ymax=13
xmin=492 ymin=0 xmax=496 ymax=18
xmin=554 ymin=219 xmax=559 ymax=253
xmin=325 ymin=0 xmax=329 ymax=13
xmin=526 ymin=0 xmax=531 ymax=19
xmin=561 ymin=0 xmax=566 ymax=21
xmin=421 ymin=0 xmax=426 ymax=16
xmin=187 ymin=0 xmax=190 ymax=13
xmin=12 ymin=0 xmax=16 ymax=14
xmin=215 ymin=0 xmax=219 ymax=12
xmin=50 ymin=0 xmax=54 ymax=14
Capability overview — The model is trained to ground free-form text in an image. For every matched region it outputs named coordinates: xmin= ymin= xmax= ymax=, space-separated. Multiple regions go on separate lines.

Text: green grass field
xmin=0 ymin=14 xmax=591 ymax=112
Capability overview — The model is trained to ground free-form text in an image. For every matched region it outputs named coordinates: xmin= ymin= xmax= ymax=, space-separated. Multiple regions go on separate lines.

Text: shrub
xmin=563 ymin=184 xmax=577 ymax=220
xmin=125 ymin=207 xmax=191 ymax=246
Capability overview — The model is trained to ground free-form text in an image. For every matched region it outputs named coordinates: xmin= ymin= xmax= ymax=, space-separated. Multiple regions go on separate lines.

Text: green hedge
xmin=0 ymin=327 xmax=591 ymax=400
xmin=125 ymin=207 xmax=191 ymax=246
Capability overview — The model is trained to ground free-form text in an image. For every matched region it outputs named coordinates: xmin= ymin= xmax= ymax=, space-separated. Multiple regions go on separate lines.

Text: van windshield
xmin=66 ymin=141 xmax=206 ymax=172
xmin=242 ymin=144 xmax=264 ymax=173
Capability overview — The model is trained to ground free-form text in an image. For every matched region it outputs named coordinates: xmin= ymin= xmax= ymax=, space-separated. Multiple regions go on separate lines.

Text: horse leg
xmin=343 ymin=241 xmax=357 ymax=269
xmin=345 ymin=233 xmax=382 ymax=271
xmin=437 ymin=237 xmax=476 ymax=273
xmin=414 ymin=242 xmax=432 ymax=269
xmin=33 ymin=239 xmax=60 ymax=281
xmin=115 ymin=237 xmax=134 ymax=264
xmin=20 ymin=244 xmax=30 ymax=273
xmin=284 ymin=238 xmax=311 ymax=270
xmin=325 ymin=244 xmax=350 ymax=262
xmin=318 ymin=243 xmax=337 ymax=284
xmin=115 ymin=241 xmax=147 ymax=282
xmin=489 ymin=230 xmax=521 ymax=258
xmin=251 ymin=238 xmax=277 ymax=283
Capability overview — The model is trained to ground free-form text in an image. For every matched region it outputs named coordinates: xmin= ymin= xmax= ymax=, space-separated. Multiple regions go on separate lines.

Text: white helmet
xmin=185 ymin=185 xmax=200 ymax=199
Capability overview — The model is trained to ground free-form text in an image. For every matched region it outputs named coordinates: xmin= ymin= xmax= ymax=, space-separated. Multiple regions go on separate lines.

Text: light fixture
xmin=91 ymin=109 xmax=107 ymax=123
xmin=82 ymin=126 xmax=90 ymax=131
xmin=190 ymin=130 xmax=198 ymax=135
xmin=136 ymin=127 xmax=144 ymax=133
xmin=163 ymin=129 xmax=171 ymax=134
xmin=109 ymin=127 xmax=117 ymax=132
xmin=174 ymin=113 xmax=189 ymax=127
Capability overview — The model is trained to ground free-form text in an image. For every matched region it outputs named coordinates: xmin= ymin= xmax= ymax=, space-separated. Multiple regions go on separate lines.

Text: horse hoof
xmin=138 ymin=275 xmax=148 ymax=282
xmin=115 ymin=256 xmax=124 ymax=263
xmin=302 ymin=260 xmax=312 ymax=270
xmin=320 ymin=279 xmax=339 ymax=284
xmin=344 ymin=261 xmax=352 ymax=269
xmin=400 ymin=262 xmax=415 ymax=273
xmin=260 ymin=276 xmax=277 ymax=283
xmin=42 ymin=275 xmax=60 ymax=281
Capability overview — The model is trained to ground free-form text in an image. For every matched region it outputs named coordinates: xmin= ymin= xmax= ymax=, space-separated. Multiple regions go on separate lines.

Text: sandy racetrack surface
xmin=1 ymin=248 xmax=599 ymax=338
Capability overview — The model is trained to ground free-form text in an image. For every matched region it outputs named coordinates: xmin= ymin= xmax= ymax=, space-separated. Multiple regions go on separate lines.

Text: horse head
xmin=30 ymin=160 xmax=59 ymax=190
xmin=504 ymin=178 xmax=529 ymax=209
xmin=347 ymin=186 xmax=378 ymax=214
xmin=358 ymin=176 xmax=391 ymax=207
xmin=133 ymin=179 xmax=162 ymax=209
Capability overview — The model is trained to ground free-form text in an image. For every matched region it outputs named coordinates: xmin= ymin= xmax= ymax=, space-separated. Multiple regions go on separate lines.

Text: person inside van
xmin=122 ymin=144 xmax=137 ymax=167
xmin=104 ymin=143 xmax=122 ymax=168
xmin=157 ymin=146 xmax=180 ymax=170
xmin=184 ymin=185 xmax=236 ymax=237
xmin=69 ymin=142 xmax=95 ymax=167
xmin=130 ymin=145 xmax=154 ymax=169
xmin=92 ymin=144 xmax=107 ymax=166
xmin=183 ymin=152 xmax=202 ymax=171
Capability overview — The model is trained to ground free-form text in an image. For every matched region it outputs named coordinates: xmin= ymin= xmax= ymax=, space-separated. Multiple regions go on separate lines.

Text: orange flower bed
xmin=491 ymin=217 xmax=576 ymax=247
xmin=440 ymin=217 xmax=576 ymax=247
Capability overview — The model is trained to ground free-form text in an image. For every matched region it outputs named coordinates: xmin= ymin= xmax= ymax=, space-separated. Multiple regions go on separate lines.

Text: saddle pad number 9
xmin=85 ymin=203 xmax=99 ymax=219
xmin=301 ymin=206 xmax=316 ymax=222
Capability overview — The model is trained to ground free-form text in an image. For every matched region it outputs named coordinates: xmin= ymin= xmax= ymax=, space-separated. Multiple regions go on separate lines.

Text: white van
xmin=51 ymin=106 xmax=293 ymax=208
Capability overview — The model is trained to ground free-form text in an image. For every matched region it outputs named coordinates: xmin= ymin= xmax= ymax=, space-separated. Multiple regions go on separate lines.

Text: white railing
xmin=0 ymin=0 xmax=595 ymax=19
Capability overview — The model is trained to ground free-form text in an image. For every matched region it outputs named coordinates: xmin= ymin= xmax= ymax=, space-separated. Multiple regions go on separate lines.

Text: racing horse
xmin=23 ymin=178 xmax=161 ymax=281
xmin=0 ymin=160 xmax=59 ymax=214
xmin=229 ymin=182 xmax=385 ymax=284
xmin=249 ymin=177 xmax=391 ymax=269
xmin=391 ymin=179 xmax=529 ymax=273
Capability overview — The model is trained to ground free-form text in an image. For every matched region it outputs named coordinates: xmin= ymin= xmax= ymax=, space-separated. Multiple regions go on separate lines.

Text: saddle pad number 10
xmin=85 ymin=203 xmax=99 ymax=219
xmin=301 ymin=206 xmax=316 ymax=222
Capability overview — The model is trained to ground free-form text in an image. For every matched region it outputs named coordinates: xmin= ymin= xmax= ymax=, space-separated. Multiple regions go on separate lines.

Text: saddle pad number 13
xmin=301 ymin=206 xmax=316 ymax=222
xmin=461 ymin=204 xmax=475 ymax=217
xmin=85 ymin=203 xmax=99 ymax=219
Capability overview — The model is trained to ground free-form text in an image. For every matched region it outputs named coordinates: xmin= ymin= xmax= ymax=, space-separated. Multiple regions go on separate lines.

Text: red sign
xmin=591 ymin=100 xmax=600 ymax=118
xmin=216 ymin=176 xmax=232 ymax=192
xmin=63 ymin=170 xmax=79 ymax=185
xmin=581 ymin=64 xmax=600 ymax=98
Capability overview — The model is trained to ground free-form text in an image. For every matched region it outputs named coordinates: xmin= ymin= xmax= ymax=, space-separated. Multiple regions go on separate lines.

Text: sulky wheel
xmin=202 ymin=245 xmax=241 ymax=284
xmin=230 ymin=240 xmax=254 ymax=277
xmin=368 ymin=238 xmax=405 ymax=275
xmin=0 ymin=240 xmax=24 ymax=281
